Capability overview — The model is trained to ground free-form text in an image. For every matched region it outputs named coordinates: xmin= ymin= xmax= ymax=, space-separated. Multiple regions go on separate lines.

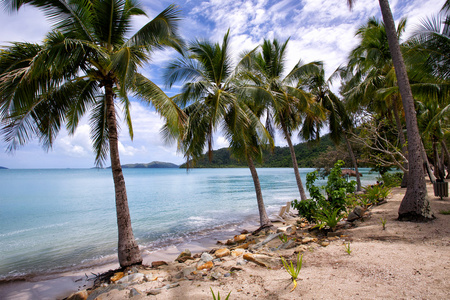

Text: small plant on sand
xmin=363 ymin=185 xmax=391 ymax=205
xmin=281 ymin=253 xmax=303 ymax=292
xmin=439 ymin=209 xmax=450 ymax=215
xmin=344 ymin=242 xmax=352 ymax=255
xmin=314 ymin=207 xmax=344 ymax=231
xmin=380 ymin=217 xmax=387 ymax=230
xmin=279 ymin=233 xmax=289 ymax=243
xmin=210 ymin=287 xmax=231 ymax=300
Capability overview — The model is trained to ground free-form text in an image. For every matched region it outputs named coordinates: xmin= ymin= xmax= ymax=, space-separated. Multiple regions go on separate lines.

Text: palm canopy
xmin=238 ymin=38 xmax=320 ymax=138
xmin=297 ymin=63 xmax=350 ymax=144
xmin=163 ymin=31 xmax=271 ymax=163
xmin=0 ymin=0 xmax=183 ymax=166
xmin=343 ymin=17 xmax=406 ymax=114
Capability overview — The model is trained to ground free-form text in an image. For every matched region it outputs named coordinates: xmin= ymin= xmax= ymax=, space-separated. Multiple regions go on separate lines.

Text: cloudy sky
xmin=0 ymin=0 xmax=445 ymax=169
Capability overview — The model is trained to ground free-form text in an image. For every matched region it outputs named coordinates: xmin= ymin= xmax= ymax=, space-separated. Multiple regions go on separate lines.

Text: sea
xmin=0 ymin=167 xmax=378 ymax=281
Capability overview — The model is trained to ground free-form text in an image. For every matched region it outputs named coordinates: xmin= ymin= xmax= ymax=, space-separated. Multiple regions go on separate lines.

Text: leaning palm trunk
xmin=392 ymin=97 xmax=408 ymax=187
xmin=344 ymin=133 xmax=361 ymax=191
xmin=441 ymin=140 xmax=450 ymax=179
xmin=282 ymin=125 xmax=307 ymax=201
xmin=378 ymin=0 xmax=433 ymax=220
xmin=421 ymin=138 xmax=436 ymax=183
xmin=105 ymin=83 xmax=143 ymax=267
xmin=247 ymin=155 xmax=272 ymax=228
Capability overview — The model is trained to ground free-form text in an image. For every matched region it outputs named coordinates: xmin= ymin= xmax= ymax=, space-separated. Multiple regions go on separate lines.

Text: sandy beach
xmin=1 ymin=180 xmax=449 ymax=300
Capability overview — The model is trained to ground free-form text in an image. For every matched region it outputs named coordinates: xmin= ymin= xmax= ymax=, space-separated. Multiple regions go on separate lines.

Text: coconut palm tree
xmin=163 ymin=31 xmax=274 ymax=229
xmin=297 ymin=64 xmax=361 ymax=191
xmin=343 ymin=17 xmax=409 ymax=187
xmin=0 ymin=0 xmax=183 ymax=267
xmin=347 ymin=0 xmax=433 ymax=221
xmin=239 ymin=39 xmax=322 ymax=201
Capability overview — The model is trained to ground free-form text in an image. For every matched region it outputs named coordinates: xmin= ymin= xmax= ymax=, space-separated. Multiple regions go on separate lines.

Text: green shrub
xmin=292 ymin=198 xmax=318 ymax=222
xmin=362 ymin=185 xmax=391 ymax=206
xmin=314 ymin=207 xmax=344 ymax=231
xmin=380 ymin=172 xmax=403 ymax=188
xmin=323 ymin=160 xmax=356 ymax=213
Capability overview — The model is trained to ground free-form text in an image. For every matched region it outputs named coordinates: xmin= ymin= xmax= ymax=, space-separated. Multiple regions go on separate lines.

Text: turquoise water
xmin=0 ymin=168 xmax=377 ymax=280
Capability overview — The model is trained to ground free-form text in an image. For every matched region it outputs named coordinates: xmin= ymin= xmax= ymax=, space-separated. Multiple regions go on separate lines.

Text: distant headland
xmin=0 ymin=166 xmax=8 ymax=169
xmin=107 ymin=161 xmax=179 ymax=169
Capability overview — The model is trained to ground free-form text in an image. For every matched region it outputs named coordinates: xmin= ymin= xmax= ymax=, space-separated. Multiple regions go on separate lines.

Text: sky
xmin=0 ymin=0 xmax=445 ymax=169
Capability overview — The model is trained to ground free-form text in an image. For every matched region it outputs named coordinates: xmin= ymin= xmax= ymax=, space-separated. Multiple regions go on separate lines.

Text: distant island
xmin=0 ymin=166 xmax=8 ymax=169
xmin=108 ymin=161 xmax=179 ymax=169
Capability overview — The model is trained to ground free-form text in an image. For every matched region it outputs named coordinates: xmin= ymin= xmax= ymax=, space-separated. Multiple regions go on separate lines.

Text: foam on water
xmin=0 ymin=167 xmax=378 ymax=280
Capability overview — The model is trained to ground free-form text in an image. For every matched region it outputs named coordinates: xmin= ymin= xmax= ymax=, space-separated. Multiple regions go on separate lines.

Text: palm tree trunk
xmin=421 ymin=138 xmax=436 ymax=183
xmin=392 ymin=96 xmax=408 ymax=187
xmin=282 ymin=125 xmax=307 ymax=200
xmin=344 ymin=132 xmax=361 ymax=191
xmin=378 ymin=0 xmax=433 ymax=221
xmin=441 ymin=140 xmax=450 ymax=178
xmin=105 ymin=81 xmax=143 ymax=267
xmin=247 ymin=155 xmax=272 ymax=228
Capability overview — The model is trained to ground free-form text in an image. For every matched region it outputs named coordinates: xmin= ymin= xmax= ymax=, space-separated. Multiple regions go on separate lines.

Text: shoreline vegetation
xmin=1 ymin=179 xmax=448 ymax=300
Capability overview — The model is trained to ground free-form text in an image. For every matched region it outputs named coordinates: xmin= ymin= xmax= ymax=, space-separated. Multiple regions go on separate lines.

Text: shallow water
xmin=0 ymin=167 xmax=377 ymax=280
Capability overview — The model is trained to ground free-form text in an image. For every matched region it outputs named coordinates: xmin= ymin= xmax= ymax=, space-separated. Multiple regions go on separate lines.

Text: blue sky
xmin=0 ymin=0 xmax=445 ymax=168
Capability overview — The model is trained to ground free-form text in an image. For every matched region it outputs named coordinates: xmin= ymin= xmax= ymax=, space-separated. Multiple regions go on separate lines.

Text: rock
xmin=295 ymin=245 xmax=308 ymax=253
xmin=175 ymin=249 xmax=192 ymax=263
xmin=225 ymin=239 xmax=235 ymax=245
xmin=277 ymin=239 xmax=296 ymax=250
xmin=230 ymin=267 xmax=243 ymax=272
xmin=327 ymin=231 xmax=343 ymax=237
xmin=197 ymin=261 xmax=214 ymax=270
xmin=231 ymin=249 xmax=245 ymax=257
xmin=110 ymin=272 xmax=124 ymax=283
xmin=224 ymin=272 xmax=231 ymax=277
xmin=347 ymin=211 xmax=360 ymax=222
xmin=236 ymin=259 xmax=247 ymax=266
xmin=215 ymin=248 xmax=231 ymax=258
xmin=234 ymin=234 xmax=247 ymax=243
xmin=253 ymin=233 xmax=282 ymax=249
xmin=240 ymin=229 xmax=249 ymax=234
xmin=354 ymin=206 xmax=365 ymax=217
xmin=67 ymin=290 xmax=88 ymax=300
xmin=301 ymin=237 xmax=314 ymax=244
xmin=163 ymin=282 xmax=180 ymax=290
xmin=182 ymin=266 xmax=197 ymax=277
xmin=129 ymin=288 xmax=142 ymax=297
xmin=243 ymin=253 xmax=281 ymax=268
xmin=321 ymin=241 xmax=330 ymax=247
xmin=87 ymin=285 xmax=125 ymax=300
xmin=116 ymin=273 xmax=144 ymax=284
xmin=277 ymin=225 xmax=295 ymax=234
xmin=236 ymin=240 xmax=256 ymax=249
xmin=211 ymin=271 xmax=222 ymax=280
xmin=147 ymin=289 xmax=162 ymax=296
xmin=151 ymin=261 xmax=168 ymax=268
xmin=200 ymin=252 xmax=214 ymax=262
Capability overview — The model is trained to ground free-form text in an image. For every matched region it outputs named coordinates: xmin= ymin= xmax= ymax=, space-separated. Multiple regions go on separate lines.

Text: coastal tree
xmin=347 ymin=0 xmax=433 ymax=221
xmin=0 ymin=0 xmax=183 ymax=267
xmin=239 ymin=39 xmax=321 ymax=201
xmin=163 ymin=31 xmax=274 ymax=229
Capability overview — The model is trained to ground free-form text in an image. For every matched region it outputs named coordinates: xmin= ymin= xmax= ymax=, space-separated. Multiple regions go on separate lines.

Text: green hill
xmin=109 ymin=161 xmax=179 ymax=169
xmin=0 ymin=166 xmax=8 ymax=169
xmin=180 ymin=135 xmax=336 ymax=168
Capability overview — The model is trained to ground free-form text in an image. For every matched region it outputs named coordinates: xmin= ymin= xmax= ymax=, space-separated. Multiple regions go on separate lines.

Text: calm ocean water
xmin=0 ymin=167 xmax=377 ymax=280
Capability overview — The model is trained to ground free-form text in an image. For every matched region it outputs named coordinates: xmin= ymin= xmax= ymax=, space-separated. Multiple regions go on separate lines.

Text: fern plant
xmin=210 ymin=288 xmax=231 ymax=300
xmin=281 ymin=253 xmax=303 ymax=292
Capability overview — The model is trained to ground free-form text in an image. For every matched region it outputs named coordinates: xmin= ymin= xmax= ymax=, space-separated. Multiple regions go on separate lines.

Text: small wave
xmin=0 ymin=222 xmax=70 ymax=238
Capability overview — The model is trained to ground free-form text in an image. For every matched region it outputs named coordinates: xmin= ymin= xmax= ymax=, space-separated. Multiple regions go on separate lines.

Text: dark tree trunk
xmin=282 ymin=125 xmax=307 ymax=200
xmin=421 ymin=138 xmax=436 ymax=183
xmin=247 ymin=155 xmax=272 ymax=227
xmin=441 ymin=140 xmax=450 ymax=178
xmin=391 ymin=97 xmax=408 ymax=187
xmin=433 ymin=139 xmax=445 ymax=180
xmin=105 ymin=81 xmax=143 ymax=267
xmin=378 ymin=0 xmax=433 ymax=220
xmin=344 ymin=132 xmax=361 ymax=191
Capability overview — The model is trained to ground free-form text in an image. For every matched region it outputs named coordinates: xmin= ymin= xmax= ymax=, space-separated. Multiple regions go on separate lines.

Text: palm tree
xmin=0 ymin=0 xmax=183 ymax=267
xmin=347 ymin=0 xmax=433 ymax=221
xmin=163 ymin=32 xmax=274 ymax=229
xmin=297 ymin=64 xmax=361 ymax=191
xmin=343 ymin=17 xmax=409 ymax=187
xmin=239 ymin=39 xmax=321 ymax=201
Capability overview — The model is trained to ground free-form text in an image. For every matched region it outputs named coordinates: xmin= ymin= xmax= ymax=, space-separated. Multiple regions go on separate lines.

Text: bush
xmin=361 ymin=184 xmax=391 ymax=206
xmin=292 ymin=160 xmax=356 ymax=222
xmin=380 ymin=172 xmax=403 ymax=188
